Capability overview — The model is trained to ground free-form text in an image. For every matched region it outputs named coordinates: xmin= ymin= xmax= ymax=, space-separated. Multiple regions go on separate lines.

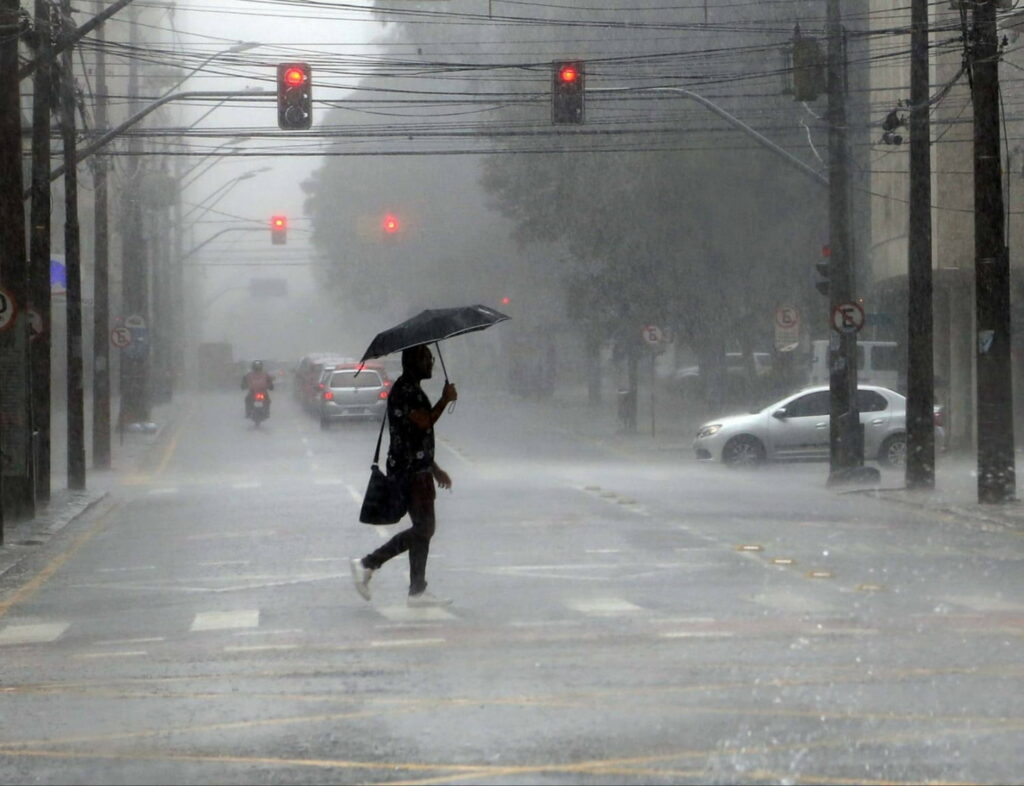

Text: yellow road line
xmin=0 ymin=500 xmax=121 ymax=622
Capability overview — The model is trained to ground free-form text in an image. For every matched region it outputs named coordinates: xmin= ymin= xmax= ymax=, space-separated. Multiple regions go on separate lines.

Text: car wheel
xmin=721 ymin=435 xmax=766 ymax=468
xmin=878 ymin=434 xmax=906 ymax=468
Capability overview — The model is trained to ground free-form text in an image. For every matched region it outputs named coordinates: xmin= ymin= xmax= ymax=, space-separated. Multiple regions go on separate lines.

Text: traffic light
xmin=382 ymin=213 xmax=400 ymax=235
xmin=814 ymin=244 xmax=830 ymax=296
xmin=277 ymin=62 xmax=312 ymax=130
xmin=271 ymin=215 xmax=287 ymax=245
xmin=791 ymin=35 xmax=824 ymax=102
xmin=551 ymin=60 xmax=584 ymax=125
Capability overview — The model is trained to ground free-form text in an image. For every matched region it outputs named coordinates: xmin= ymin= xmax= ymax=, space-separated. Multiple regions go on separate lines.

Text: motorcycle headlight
xmin=697 ymin=424 xmax=722 ymax=439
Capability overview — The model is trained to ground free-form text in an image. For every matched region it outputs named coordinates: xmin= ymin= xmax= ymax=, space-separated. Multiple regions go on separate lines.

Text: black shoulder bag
xmin=358 ymin=411 xmax=409 ymax=525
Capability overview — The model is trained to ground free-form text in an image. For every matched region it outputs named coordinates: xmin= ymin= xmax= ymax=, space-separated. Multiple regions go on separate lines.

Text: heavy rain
xmin=0 ymin=0 xmax=1022 ymax=783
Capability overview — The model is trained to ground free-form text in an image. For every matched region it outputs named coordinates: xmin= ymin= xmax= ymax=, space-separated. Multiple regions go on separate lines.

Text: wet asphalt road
xmin=0 ymin=387 xmax=1022 ymax=785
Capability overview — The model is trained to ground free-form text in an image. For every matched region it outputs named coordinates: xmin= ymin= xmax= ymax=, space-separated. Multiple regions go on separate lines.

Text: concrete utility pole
xmin=905 ymin=0 xmax=935 ymax=488
xmin=29 ymin=0 xmax=54 ymax=502
xmin=60 ymin=0 xmax=85 ymax=490
xmin=0 ymin=0 xmax=35 ymax=525
xmin=824 ymin=0 xmax=865 ymax=483
xmin=971 ymin=0 xmax=1016 ymax=503
xmin=92 ymin=0 xmax=111 ymax=469
xmin=119 ymin=8 xmax=150 ymax=428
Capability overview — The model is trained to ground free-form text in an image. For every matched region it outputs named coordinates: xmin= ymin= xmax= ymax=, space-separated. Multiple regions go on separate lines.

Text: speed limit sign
xmin=0 ymin=287 xmax=16 ymax=332
xmin=110 ymin=326 xmax=132 ymax=349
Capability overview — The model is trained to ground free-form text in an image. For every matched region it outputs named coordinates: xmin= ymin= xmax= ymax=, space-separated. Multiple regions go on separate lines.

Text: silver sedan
xmin=693 ymin=385 xmax=928 ymax=468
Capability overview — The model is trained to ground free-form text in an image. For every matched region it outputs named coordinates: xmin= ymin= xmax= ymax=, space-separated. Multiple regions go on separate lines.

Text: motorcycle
xmin=249 ymin=391 xmax=270 ymax=426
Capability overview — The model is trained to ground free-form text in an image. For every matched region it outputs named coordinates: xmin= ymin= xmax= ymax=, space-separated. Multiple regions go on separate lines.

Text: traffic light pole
xmin=824 ymin=0 xmax=866 ymax=484
xmin=906 ymin=0 xmax=935 ymax=489
xmin=971 ymin=0 xmax=1016 ymax=503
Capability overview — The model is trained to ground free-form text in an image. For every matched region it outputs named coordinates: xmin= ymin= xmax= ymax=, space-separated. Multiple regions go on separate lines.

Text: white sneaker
xmin=350 ymin=558 xmax=373 ymax=601
xmin=407 ymin=590 xmax=452 ymax=608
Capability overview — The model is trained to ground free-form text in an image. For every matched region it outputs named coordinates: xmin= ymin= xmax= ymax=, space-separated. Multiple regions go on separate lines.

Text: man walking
xmin=351 ymin=344 xmax=458 ymax=607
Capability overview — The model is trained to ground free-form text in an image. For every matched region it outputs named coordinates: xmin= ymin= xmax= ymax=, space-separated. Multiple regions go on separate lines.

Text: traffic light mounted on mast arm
xmin=814 ymin=244 xmax=830 ymax=296
xmin=552 ymin=60 xmax=585 ymax=124
xmin=277 ymin=62 xmax=312 ymax=130
xmin=271 ymin=215 xmax=287 ymax=245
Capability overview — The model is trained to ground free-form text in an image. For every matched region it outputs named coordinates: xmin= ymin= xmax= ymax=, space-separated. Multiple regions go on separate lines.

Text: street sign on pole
xmin=831 ymin=301 xmax=865 ymax=334
xmin=110 ymin=326 xmax=132 ymax=349
xmin=774 ymin=305 xmax=800 ymax=350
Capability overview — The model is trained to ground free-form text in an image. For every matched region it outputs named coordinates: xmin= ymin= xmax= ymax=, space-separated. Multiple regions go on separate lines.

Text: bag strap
xmin=372 ymin=408 xmax=388 ymax=466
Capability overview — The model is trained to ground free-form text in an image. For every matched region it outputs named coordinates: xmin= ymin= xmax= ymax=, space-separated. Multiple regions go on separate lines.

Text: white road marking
xmin=190 ymin=610 xmax=260 ymax=632
xmin=376 ymin=606 xmax=457 ymax=622
xmin=313 ymin=478 xmax=345 ymax=486
xmin=224 ymin=644 xmax=300 ymax=653
xmin=186 ymin=531 xmax=277 ymax=541
xmin=344 ymin=483 xmax=363 ymax=504
xmin=93 ymin=636 xmax=165 ymax=646
xmin=567 ymin=598 xmax=644 ymax=616
xmin=370 ymin=638 xmax=446 ymax=648
xmin=585 ymin=549 xmax=621 ymax=554
xmin=146 ymin=487 xmax=178 ymax=496
xmin=197 ymin=560 xmax=250 ymax=567
xmin=231 ymin=481 xmax=260 ymax=490
xmin=73 ymin=650 xmax=148 ymax=659
xmin=96 ymin=565 xmax=156 ymax=573
xmin=232 ymin=628 xmax=303 ymax=637
xmin=661 ymin=631 xmax=735 ymax=639
xmin=304 ymin=557 xmax=343 ymax=563
xmin=0 ymin=622 xmax=69 ymax=646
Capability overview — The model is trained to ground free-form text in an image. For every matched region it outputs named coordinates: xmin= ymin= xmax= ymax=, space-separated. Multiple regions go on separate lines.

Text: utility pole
xmin=29 ymin=0 xmax=54 ymax=502
xmin=119 ymin=8 xmax=150 ymax=429
xmin=59 ymin=0 xmax=85 ymax=490
xmin=0 ymin=0 xmax=35 ymax=524
xmin=971 ymin=0 xmax=1015 ymax=503
xmin=92 ymin=1 xmax=111 ymax=469
xmin=824 ymin=0 xmax=866 ymax=484
xmin=906 ymin=0 xmax=935 ymax=488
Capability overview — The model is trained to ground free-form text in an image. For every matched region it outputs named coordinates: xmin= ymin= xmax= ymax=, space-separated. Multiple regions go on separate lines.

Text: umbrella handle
xmin=435 ymin=342 xmax=457 ymax=413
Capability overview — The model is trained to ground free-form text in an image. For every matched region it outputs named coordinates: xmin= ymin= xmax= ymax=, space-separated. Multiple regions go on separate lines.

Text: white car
xmin=693 ymin=385 xmax=937 ymax=468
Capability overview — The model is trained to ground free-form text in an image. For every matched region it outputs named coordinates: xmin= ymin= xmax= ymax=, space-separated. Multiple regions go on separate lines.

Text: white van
xmin=809 ymin=340 xmax=900 ymax=391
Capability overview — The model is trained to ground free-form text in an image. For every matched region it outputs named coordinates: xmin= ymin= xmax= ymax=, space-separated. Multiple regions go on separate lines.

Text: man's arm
xmin=408 ymin=382 xmax=458 ymax=431
xmin=432 ymin=462 xmax=452 ymax=490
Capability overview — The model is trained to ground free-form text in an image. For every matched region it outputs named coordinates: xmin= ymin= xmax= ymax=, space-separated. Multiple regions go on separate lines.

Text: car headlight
xmin=697 ymin=424 xmax=722 ymax=439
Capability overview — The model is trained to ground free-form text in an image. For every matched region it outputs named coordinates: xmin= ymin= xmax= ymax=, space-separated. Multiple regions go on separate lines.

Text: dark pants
xmin=363 ymin=472 xmax=436 ymax=595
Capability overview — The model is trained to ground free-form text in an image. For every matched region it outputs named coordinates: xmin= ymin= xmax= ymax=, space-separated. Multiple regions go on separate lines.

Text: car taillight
xmin=323 ymin=391 xmax=334 ymax=401
xmin=379 ymin=391 xmax=388 ymax=400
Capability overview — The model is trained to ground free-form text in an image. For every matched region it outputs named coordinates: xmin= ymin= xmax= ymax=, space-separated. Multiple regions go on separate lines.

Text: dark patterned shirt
xmin=386 ymin=375 xmax=434 ymax=476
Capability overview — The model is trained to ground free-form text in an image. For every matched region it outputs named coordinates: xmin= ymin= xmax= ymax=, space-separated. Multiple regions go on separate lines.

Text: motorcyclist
xmin=242 ymin=360 xmax=274 ymax=418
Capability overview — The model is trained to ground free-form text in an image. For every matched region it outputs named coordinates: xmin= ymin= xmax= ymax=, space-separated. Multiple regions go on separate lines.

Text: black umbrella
xmin=359 ymin=305 xmax=510 ymax=380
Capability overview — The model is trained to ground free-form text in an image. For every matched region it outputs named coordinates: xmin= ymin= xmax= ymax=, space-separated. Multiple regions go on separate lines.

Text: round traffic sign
xmin=775 ymin=306 xmax=800 ymax=330
xmin=0 ymin=287 xmax=17 ymax=332
xmin=111 ymin=326 xmax=132 ymax=348
xmin=642 ymin=325 xmax=665 ymax=346
xmin=831 ymin=301 xmax=865 ymax=333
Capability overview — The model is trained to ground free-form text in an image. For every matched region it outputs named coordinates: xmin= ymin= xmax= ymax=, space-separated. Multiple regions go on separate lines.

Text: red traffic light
xmin=500 ymin=296 xmax=511 ymax=306
xmin=559 ymin=64 xmax=579 ymax=84
xmin=382 ymin=214 xmax=400 ymax=234
xmin=271 ymin=215 xmax=287 ymax=230
xmin=283 ymin=66 xmax=307 ymax=87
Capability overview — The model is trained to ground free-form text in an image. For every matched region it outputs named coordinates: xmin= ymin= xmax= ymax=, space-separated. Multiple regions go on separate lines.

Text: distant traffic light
xmin=791 ymin=35 xmax=825 ymax=102
xmin=277 ymin=62 xmax=312 ymax=130
xmin=500 ymin=296 xmax=511 ymax=306
xmin=552 ymin=60 xmax=585 ymax=125
xmin=271 ymin=215 xmax=287 ymax=245
xmin=382 ymin=213 xmax=400 ymax=235
xmin=815 ymin=245 xmax=830 ymax=296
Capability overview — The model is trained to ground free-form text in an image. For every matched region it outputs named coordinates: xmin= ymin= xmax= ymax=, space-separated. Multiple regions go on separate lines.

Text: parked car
xmin=693 ymin=384 xmax=945 ymax=468
xmin=318 ymin=364 xmax=390 ymax=428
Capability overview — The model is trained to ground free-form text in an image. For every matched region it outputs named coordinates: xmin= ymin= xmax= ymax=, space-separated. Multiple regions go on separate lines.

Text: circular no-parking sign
xmin=111 ymin=325 xmax=132 ymax=348
xmin=831 ymin=301 xmax=865 ymax=333
xmin=0 ymin=287 xmax=17 ymax=332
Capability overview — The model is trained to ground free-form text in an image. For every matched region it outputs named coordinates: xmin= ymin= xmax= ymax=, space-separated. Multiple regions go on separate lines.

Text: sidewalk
xmin=501 ymin=383 xmax=1024 ymax=533
xmin=0 ymin=398 xmax=181 ymax=580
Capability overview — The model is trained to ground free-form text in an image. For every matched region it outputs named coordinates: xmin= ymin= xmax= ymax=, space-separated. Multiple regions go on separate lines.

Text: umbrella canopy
xmin=359 ymin=305 xmax=510 ymax=364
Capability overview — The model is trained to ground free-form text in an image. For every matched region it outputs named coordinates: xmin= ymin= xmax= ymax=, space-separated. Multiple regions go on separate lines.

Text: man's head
xmin=401 ymin=344 xmax=433 ymax=380
xmin=251 ymin=360 xmax=263 ymax=372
